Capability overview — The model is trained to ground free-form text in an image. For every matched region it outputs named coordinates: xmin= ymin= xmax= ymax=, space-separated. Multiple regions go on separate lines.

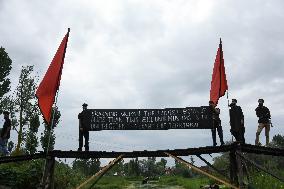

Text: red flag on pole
xmin=36 ymin=29 xmax=70 ymax=124
xmin=210 ymin=38 xmax=228 ymax=105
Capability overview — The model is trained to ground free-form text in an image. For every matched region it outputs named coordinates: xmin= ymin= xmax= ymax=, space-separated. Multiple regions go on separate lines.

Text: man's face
xmin=258 ymin=102 xmax=263 ymax=106
xmin=83 ymin=106 xmax=87 ymax=111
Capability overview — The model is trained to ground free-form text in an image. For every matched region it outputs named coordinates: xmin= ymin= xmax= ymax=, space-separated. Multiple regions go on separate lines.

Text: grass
xmin=80 ymin=173 xmax=284 ymax=189
xmin=83 ymin=176 xmax=130 ymax=189
xmin=157 ymin=176 xmax=225 ymax=189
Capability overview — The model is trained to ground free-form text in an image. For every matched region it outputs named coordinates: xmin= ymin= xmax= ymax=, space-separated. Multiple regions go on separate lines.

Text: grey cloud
xmin=1 ymin=1 xmax=284 ymax=163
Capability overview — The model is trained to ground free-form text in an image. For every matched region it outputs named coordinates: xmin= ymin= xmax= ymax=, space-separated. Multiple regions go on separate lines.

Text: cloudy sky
xmin=1 ymin=0 xmax=284 ymax=165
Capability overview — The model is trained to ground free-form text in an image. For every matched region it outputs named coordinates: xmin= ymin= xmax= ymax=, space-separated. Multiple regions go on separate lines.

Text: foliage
xmin=0 ymin=159 xmax=87 ymax=189
xmin=106 ymin=159 xmax=124 ymax=176
xmin=157 ymin=176 xmax=212 ymax=189
xmin=25 ymin=115 xmax=40 ymax=154
xmin=0 ymin=47 xmax=12 ymax=104
xmin=124 ymin=158 xmax=140 ymax=177
xmin=248 ymin=170 xmax=284 ymax=189
xmin=13 ymin=65 xmax=39 ymax=154
xmin=40 ymin=106 xmax=61 ymax=151
xmin=72 ymin=158 xmax=101 ymax=176
xmin=0 ymin=160 xmax=44 ymax=188
xmin=173 ymin=159 xmax=193 ymax=178
xmin=54 ymin=160 xmax=86 ymax=189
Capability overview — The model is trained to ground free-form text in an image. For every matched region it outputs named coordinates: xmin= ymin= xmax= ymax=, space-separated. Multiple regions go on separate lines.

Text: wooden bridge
xmin=1 ymin=143 xmax=283 ymax=189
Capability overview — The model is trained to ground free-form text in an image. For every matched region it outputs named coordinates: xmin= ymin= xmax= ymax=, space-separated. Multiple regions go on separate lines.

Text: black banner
xmin=81 ymin=106 xmax=213 ymax=131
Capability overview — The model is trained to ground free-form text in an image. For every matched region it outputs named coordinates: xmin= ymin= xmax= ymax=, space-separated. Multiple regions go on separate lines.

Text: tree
xmin=155 ymin=158 xmax=167 ymax=175
xmin=174 ymin=159 xmax=192 ymax=178
xmin=72 ymin=158 xmax=101 ymax=176
xmin=0 ymin=47 xmax=12 ymax=107
xmin=25 ymin=115 xmax=40 ymax=154
xmin=14 ymin=65 xmax=39 ymax=154
xmin=40 ymin=107 xmax=61 ymax=152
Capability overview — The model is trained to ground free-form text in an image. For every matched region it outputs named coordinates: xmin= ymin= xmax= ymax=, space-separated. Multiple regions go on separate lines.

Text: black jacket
xmin=1 ymin=118 xmax=11 ymax=139
xmin=255 ymin=106 xmax=270 ymax=124
xmin=78 ymin=110 xmax=88 ymax=132
xmin=229 ymin=105 xmax=244 ymax=132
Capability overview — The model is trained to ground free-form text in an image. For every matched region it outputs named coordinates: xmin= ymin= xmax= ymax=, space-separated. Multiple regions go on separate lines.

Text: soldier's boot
xmin=255 ymin=132 xmax=260 ymax=145
xmin=266 ymin=135 xmax=269 ymax=146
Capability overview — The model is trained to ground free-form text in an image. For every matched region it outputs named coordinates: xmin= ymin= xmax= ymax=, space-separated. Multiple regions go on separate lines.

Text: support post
xmin=236 ymin=149 xmax=245 ymax=189
xmin=230 ymin=148 xmax=238 ymax=185
xmin=41 ymin=155 xmax=55 ymax=189
xmin=76 ymin=154 xmax=124 ymax=189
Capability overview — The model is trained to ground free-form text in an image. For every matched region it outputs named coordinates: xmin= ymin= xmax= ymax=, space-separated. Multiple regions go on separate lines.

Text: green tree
xmin=155 ymin=158 xmax=167 ymax=175
xmin=0 ymin=47 xmax=12 ymax=107
xmin=72 ymin=158 xmax=100 ymax=176
xmin=174 ymin=159 xmax=192 ymax=178
xmin=25 ymin=115 xmax=40 ymax=154
xmin=14 ymin=65 xmax=39 ymax=154
xmin=107 ymin=159 xmax=124 ymax=176
xmin=40 ymin=107 xmax=61 ymax=151
xmin=125 ymin=158 xmax=140 ymax=177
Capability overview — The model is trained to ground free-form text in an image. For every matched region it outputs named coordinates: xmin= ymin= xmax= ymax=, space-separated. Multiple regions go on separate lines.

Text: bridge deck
xmin=0 ymin=143 xmax=283 ymax=164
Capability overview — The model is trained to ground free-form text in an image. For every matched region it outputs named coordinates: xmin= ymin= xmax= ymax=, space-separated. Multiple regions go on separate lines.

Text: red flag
xmin=36 ymin=29 xmax=70 ymax=124
xmin=210 ymin=38 xmax=228 ymax=105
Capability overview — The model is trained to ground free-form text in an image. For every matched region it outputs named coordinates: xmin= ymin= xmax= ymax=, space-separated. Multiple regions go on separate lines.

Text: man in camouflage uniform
xmin=255 ymin=99 xmax=271 ymax=146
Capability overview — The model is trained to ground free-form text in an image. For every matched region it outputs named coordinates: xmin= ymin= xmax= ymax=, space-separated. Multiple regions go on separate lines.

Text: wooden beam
xmin=165 ymin=152 xmax=239 ymax=189
xmin=196 ymin=154 xmax=229 ymax=179
xmin=76 ymin=154 xmax=124 ymax=189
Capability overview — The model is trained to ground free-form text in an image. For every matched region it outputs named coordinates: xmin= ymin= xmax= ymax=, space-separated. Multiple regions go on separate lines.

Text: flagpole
xmin=40 ymin=28 xmax=70 ymax=188
xmin=219 ymin=38 xmax=222 ymax=98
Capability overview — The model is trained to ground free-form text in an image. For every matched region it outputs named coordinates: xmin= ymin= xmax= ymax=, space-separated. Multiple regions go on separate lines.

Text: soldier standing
xmin=229 ymin=99 xmax=245 ymax=143
xmin=78 ymin=103 xmax=89 ymax=151
xmin=209 ymin=101 xmax=224 ymax=146
xmin=255 ymin=99 xmax=271 ymax=146
xmin=0 ymin=111 xmax=11 ymax=155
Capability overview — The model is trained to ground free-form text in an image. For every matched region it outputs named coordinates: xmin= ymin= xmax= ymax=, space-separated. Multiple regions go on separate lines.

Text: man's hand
xmin=80 ymin=128 xmax=83 ymax=131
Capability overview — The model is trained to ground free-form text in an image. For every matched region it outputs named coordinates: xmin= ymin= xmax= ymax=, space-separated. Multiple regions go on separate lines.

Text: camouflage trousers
xmin=255 ymin=123 xmax=270 ymax=146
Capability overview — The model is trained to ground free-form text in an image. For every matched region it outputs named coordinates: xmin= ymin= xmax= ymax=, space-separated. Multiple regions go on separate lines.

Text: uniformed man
xmin=255 ymin=99 xmax=271 ymax=146
xmin=209 ymin=101 xmax=224 ymax=146
xmin=0 ymin=111 xmax=11 ymax=155
xmin=78 ymin=103 xmax=89 ymax=151
xmin=229 ymin=99 xmax=245 ymax=143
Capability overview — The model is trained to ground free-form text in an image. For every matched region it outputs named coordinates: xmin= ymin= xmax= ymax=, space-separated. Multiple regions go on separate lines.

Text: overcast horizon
xmin=1 ymin=0 xmax=284 ymax=166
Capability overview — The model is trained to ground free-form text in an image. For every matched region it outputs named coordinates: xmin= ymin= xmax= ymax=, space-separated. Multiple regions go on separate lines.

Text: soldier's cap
xmin=82 ymin=103 xmax=88 ymax=107
xmin=3 ymin=111 xmax=9 ymax=115
xmin=232 ymin=99 xmax=237 ymax=103
xmin=258 ymin=99 xmax=264 ymax=103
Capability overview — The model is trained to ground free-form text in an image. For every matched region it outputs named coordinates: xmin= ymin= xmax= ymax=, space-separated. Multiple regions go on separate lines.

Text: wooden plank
xmin=76 ymin=154 xmax=124 ymax=189
xmin=165 ymin=152 xmax=239 ymax=189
